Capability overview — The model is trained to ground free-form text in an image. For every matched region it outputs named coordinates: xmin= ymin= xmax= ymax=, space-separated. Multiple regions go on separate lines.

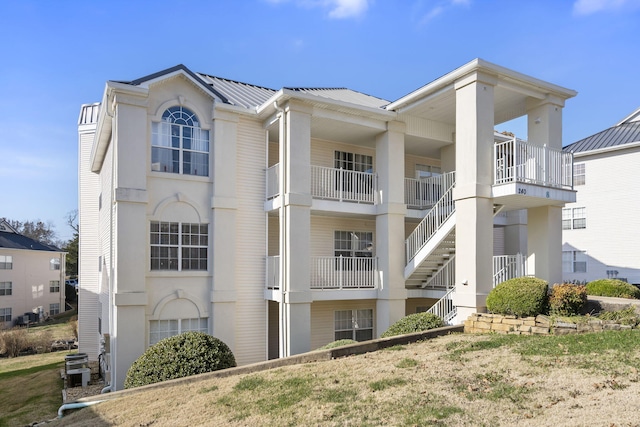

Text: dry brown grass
xmin=50 ymin=331 xmax=640 ymax=427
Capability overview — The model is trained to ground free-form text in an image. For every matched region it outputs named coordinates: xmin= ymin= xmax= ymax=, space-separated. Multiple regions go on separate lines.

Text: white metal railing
xmin=421 ymin=255 xmax=455 ymax=289
xmin=426 ymin=287 xmax=457 ymax=325
xmin=266 ymin=164 xmax=279 ymax=200
xmin=494 ymin=138 xmax=573 ymax=189
xmin=266 ymin=255 xmax=280 ymax=289
xmin=404 ymin=174 xmax=448 ymax=209
xmin=405 ymin=172 xmax=456 ymax=263
xmin=311 ymin=256 xmax=378 ymax=289
xmin=311 ymin=166 xmax=376 ymax=204
xmin=493 ymin=253 xmax=527 ymax=287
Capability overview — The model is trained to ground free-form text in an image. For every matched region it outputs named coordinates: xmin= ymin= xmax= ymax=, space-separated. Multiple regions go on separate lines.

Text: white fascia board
xmin=573 ymin=140 xmax=640 ymax=158
xmin=214 ymin=100 xmax=258 ymax=116
xmin=90 ymin=82 xmax=148 ymax=173
xmin=256 ymin=88 xmax=395 ymax=121
xmin=387 ymin=58 xmax=577 ymax=112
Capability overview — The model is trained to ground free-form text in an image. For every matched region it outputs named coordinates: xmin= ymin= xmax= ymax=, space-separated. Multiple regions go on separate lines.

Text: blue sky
xmin=1 ymin=0 xmax=638 ymax=242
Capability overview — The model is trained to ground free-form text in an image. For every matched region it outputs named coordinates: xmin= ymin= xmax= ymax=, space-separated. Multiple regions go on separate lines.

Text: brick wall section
xmin=464 ymin=313 xmax=636 ymax=335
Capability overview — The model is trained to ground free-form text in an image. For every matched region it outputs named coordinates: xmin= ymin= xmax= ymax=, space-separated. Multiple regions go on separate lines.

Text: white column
xmin=111 ymin=94 xmax=149 ymax=391
xmin=452 ymin=72 xmax=496 ymax=320
xmin=375 ymin=121 xmax=407 ymax=336
xmin=279 ymin=101 xmax=312 ymax=357
xmin=210 ymin=108 xmax=238 ymax=352
xmin=526 ymin=97 xmax=565 ymax=285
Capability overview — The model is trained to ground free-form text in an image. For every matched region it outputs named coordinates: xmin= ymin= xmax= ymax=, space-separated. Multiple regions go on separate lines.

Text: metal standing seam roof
xmin=284 ymin=87 xmax=390 ymax=110
xmin=0 ymin=232 xmax=62 ymax=252
xmin=197 ymin=73 xmax=277 ymax=109
xmin=563 ymin=120 xmax=640 ymax=154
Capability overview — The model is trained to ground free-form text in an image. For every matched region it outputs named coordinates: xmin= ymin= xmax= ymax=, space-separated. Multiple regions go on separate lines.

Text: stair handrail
xmin=421 ymin=255 xmax=456 ymax=289
xmin=426 ymin=286 xmax=457 ymax=325
xmin=405 ymin=171 xmax=456 ymax=263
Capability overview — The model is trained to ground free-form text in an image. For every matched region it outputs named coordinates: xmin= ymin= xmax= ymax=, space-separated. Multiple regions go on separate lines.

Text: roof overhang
xmin=386 ymin=58 xmax=577 ymax=126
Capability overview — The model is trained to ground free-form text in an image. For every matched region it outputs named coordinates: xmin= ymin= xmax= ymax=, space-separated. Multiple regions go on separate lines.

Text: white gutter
xmin=57 ymin=400 xmax=106 ymax=418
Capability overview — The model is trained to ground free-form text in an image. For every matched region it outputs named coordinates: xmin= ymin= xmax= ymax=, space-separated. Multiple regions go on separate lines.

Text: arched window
xmin=151 ymin=106 xmax=210 ymax=176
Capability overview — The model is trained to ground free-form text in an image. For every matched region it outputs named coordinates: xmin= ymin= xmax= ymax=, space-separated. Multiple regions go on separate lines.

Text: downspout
xmin=58 ymin=400 xmax=106 ymax=418
xmin=273 ymin=101 xmax=288 ymax=357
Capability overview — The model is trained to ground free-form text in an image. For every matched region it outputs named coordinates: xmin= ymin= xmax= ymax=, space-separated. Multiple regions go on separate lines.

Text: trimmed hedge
xmin=549 ymin=283 xmax=587 ymax=316
xmin=586 ymin=279 xmax=640 ymax=299
xmin=381 ymin=312 xmax=444 ymax=338
xmin=486 ymin=277 xmax=548 ymax=317
xmin=317 ymin=339 xmax=358 ymax=350
xmin=124 ymin=332 xmax=236 ymax=389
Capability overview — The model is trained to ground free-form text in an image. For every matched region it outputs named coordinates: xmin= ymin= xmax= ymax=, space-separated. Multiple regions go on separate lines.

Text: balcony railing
xmin=404 ymin=174 xmax=449 ymax=209
xmin=266 ymin=255 xmax=378 ymax=290
xmin=494 ymin=138 xmax=573 ymax=189
xmin=493 ymin=253 xmax=527 ymax=287
xmin=311 ymin=166 xmax=376 ymax=204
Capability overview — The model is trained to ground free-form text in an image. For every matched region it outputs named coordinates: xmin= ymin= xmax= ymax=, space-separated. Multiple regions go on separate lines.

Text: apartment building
xmin=78 ymin=59 xmax=576 ymax=390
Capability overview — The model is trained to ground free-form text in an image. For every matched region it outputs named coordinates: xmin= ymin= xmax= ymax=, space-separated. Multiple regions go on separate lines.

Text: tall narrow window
xmin=573 ymin=163 xmax=585 ymax=186
xmin=150 ymin=221 xmax=208 ymax=271
xmin=334 ymin=309 xmax=373 ymax=341
xmin=152 ymin=106 xmax=210 ymax=176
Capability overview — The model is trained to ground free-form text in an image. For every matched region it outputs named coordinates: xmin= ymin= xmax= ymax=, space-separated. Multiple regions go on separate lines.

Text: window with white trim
xmin=50 ymin=258 xmax=60 ymax=270
xmin=334 ymin=309 xmax=373 ymax=341
xmin=149 ymin=318 xmax=208 ymax=345
xmin=415 ymin=164 xmax=441 ymax=179
xmin=334 ymin=231 xmax=374 ymax=270
xmin=0 ymin=255 xmax=12 ymax=270
xmin=563 ymin=250 xmax=587 ymax=273
xmin=49 ymin=280 xmax=60 ymax=293
xmin=334 ymin=151 xmax=372 ymax=173
xmin=0 ymin=307 xmax=11 ymax=322
xmin=151 ymin=106 xmax=209 ymax=176
xmin=562 ymin=207 xmax=586 ymax=230
xmin=49 ymin=303 xmax=60 ymax=316
xmin=0 ymin=282 xmax=11 ymax=296
xmin=573 ymin=163 xmax=585 ymax=186
xmin=150 ymin=221 xmax=208 ymax=271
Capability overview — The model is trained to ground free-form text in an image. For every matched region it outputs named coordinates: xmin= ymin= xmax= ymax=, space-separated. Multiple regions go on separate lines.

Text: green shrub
xmin=549 ymin=283 xmax=587 ymax=316
xmin=381 ymin=312 xmax=444 ymax=338
xmin=586 ymin=279 xmax=640 ymax=299
xmin=486 ymin=277 xmax=548 ymax=317
xmin=124 ymin=332 xmax=236 ymax=389
xmin=598 ymin=306 xmax=640 ymax=326
xmin=317 ymin=339 xmax=357 ymax=350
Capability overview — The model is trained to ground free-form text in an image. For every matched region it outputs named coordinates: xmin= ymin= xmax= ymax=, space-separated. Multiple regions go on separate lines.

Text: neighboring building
xmin=78 ymin=59 xmax=576 ymax=390
xmin=0 ymin=220 xmax=66 ymax=326
xmin=562 ymin=107 xmax=640 ymax=285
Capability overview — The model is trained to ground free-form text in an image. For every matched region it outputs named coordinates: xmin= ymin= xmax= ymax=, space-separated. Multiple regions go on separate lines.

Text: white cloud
xmin=416 ymin=0 xmax=471 ymax=26
xmin=573 ymin=0 xmax=640 ymax=15
xmin=263 ymin=0 xmax=371 ymax=19
xmin=325 ymin=0 xmax=370 ymax=19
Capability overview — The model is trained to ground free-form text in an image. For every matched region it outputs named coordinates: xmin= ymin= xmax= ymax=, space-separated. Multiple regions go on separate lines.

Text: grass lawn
xmin=52 ymin=329 xmax=640 ymax=427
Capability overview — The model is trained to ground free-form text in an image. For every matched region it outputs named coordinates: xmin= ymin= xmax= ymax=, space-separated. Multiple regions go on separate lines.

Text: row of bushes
xmin=487 ymin=277 xmax=640 ymax=318
xmin=0 ymin=328 xmax=54 ymax=357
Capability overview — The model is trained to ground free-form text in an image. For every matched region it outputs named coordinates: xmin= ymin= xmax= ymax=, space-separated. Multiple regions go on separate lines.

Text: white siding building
xmin=562 ymin=107 xmax=640 ymax=285
xmin=78 ymin=59 xmax=577 ymax=390
xmin=0 ymin=220 xmax=66 ymax=326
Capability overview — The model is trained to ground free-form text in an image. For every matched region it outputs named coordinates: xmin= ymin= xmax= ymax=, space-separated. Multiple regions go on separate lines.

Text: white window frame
xmin=150 ymin=221 xmax=208 ymax=271
xmin=0 ymin=282 xmax=11 ymax=296
xmin=149 ymin=318 xmax=208 ymax=345
xmin=562 ymin=207 xmax=586 ymax=230
xmin=415 ymin=164 xmax=442 ymax=179
xmin=573 ymin=163 xmax=585 ymax=186
xmin=151 ymin=106 xmax=210 ymax=176
xmin=0 ymin=307 xmax=11 ymax=322
xmin=334 ymin=231 xmax=374 ymax=258
xmin=563 ymin=250 xmax=587 ymax=273
xmin=0 ymin=255 xmax=13 ymax=270
xmin=334 ymin=151 xmax=373 ymax=173
xmin=334 ymin=309 xmax=373 ymax=342
xmin=49 ymin=303 xmax=60 ymax=316
xmin=49 ymin=280 xmax=60 ymax=293
xmin=50 ymin=258 xmax=60 ymax=270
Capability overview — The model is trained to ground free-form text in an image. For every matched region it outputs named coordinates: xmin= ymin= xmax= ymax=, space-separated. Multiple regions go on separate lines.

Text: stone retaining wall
xmin=464 ymin=313 xmax=636 ymax=335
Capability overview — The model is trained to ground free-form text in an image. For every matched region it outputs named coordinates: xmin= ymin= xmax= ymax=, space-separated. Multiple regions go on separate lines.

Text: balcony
xmin=492 ymin=138 xmax=575 ymax=208
xmin=266 ymin=255 xmax=378 ymax=291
